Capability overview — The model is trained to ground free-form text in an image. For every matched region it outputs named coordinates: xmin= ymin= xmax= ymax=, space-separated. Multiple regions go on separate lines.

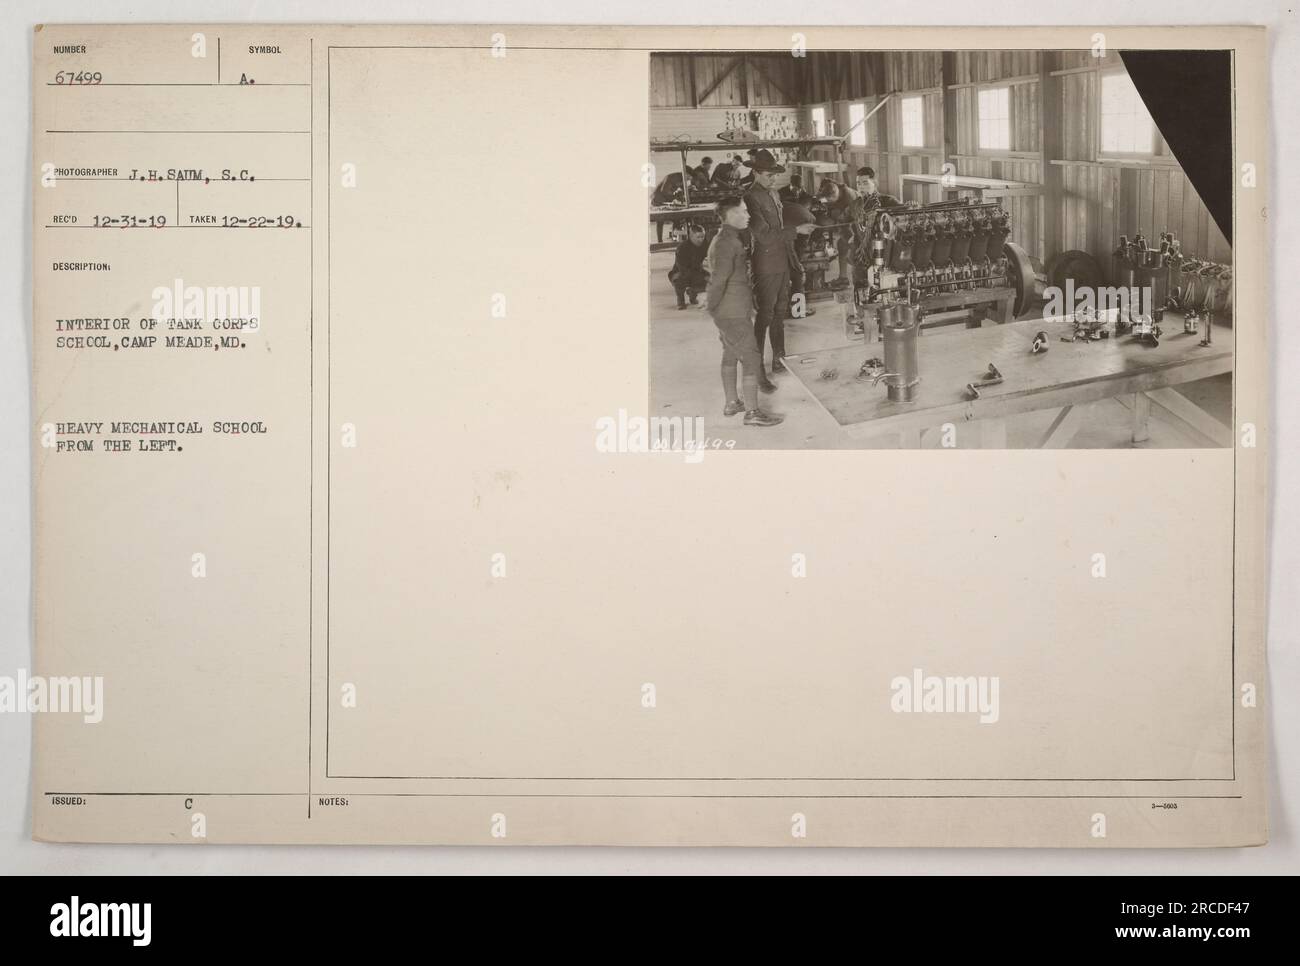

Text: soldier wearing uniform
xmin=744 ymin=150 xmax=815 ymax=380
xmin=704 ymin=198 xmax=784 ymax=427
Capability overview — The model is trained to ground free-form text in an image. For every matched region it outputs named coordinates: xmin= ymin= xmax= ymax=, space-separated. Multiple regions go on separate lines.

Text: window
xmin=1100 ymin=71 xmax=1156 ymax=155
xmin=811 ymin=106 xmax=827 ymax=138
xmin=848 ymin=102 xmax=868 ymax=146
xmin=900 ymin=96 xmax=925 ymax=148
xmin=977 ymin=86 xmax=1011 ymax=151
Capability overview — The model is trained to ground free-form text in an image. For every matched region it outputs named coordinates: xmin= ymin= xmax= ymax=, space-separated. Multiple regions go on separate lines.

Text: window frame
xmin=900 ymin=95 xmax=925 ymax=149
xmin=975 ymin=84 xmax=1012 ymax=154
xmin=1097 ymin=68 xmax=1159 ymax=160
xmin=810 ymin=104 xmax=828 ymax=139
xmin=848 ymin=101 xmax=869 ymax=147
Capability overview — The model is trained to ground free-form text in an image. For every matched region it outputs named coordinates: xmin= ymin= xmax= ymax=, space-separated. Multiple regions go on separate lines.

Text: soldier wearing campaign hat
xmin=744 ymin=150 xmax=815 ymax=380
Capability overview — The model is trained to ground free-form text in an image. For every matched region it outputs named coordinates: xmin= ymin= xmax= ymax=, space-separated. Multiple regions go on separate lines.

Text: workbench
xmin=649 ymin=204 xmax=718 ymax=252
xmin=783 ymin=313 xmax=1233 ymax=448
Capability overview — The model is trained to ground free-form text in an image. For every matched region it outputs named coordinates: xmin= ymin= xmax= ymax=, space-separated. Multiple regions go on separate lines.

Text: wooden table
xmin=649 ymin=204 xmax=716 ymax=224
xmin=649 ymin=205 xmax=718 ymax=252
xmin=782 ymin=313 xmax=1233 ymax=448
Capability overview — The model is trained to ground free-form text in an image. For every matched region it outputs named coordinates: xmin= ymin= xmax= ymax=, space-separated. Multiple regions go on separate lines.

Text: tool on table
xmin=1161 ymin=241 xmax=1230 ymax=343
xmin=1196 ymin=263 xmax=1228 ymax=348
xmin=858 ymin=356 xmax=885 ymax=377
xmin=1031 ymin=331 xmax=1050 ymax=354
xmin=964 ymin=363 xmax=1004 ymax=399
xmin=1061 ymin=306 xmax=1110 ymax=343
xmin=1130 ymin=314 xmax=1162 ymax=347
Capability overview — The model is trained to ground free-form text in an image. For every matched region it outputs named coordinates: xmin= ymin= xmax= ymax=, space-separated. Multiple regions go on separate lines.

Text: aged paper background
xmin=28 ymin=23 xmax=1268 ymax=846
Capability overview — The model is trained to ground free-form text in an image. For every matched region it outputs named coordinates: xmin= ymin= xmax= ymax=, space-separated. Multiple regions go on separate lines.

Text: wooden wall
xmin=650 ymin=54 xmax=802 ymax=108
xmin=1058 ymin=164 xmax=1232 ymax=265
xmin=649 ymin=51 xmax=1232 ymax=272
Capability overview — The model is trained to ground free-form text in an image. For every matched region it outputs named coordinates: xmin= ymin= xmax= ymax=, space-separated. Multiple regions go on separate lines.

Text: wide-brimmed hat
xmin=749 ymin=149 xmax=785 ymax=174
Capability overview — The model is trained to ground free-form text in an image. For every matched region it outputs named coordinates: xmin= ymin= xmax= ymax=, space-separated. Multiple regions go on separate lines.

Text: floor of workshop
xmin=647 ymin=249 xmax=1233 ymax=449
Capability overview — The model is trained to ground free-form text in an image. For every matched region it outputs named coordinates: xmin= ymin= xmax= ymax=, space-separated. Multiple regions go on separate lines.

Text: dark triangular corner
xmin=1119 ymin=50 xmax=1232 ymax=246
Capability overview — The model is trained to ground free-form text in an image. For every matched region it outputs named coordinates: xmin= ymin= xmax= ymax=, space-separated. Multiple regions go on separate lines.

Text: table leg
xmin=1037 ymin=405 xmax=1085 ymax=449
xmin=1144 ymin=387 xmax=1233 ymax=447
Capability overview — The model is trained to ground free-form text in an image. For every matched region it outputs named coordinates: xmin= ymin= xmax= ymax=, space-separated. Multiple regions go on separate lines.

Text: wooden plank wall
xmin=1058 ymin=164 xmax=1232 ymax=264
xmin=650 ymin=54 xmax=801 ymax=108
xmin=648 ymin=52 xmax=1231 ymax=270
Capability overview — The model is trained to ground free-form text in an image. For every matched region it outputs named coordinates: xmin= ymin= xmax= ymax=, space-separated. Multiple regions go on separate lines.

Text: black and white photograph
xmin=648 ymin=48 xmax=1235 ymax=448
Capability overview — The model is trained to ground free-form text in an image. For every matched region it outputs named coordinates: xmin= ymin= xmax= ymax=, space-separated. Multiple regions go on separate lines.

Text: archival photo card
xmin=29 ymin=24 xmax=1267 ymax=847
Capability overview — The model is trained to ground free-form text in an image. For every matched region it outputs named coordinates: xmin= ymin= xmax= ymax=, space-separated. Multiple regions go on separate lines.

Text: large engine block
xmin=850 ymin=199 xmax=1035 ymax=317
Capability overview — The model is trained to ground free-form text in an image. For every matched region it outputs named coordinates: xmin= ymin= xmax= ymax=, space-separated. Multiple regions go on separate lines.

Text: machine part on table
xmin=1148 ymin=233 xmax=1233 ymax=344
xmin=964 ymin=363 xmax=1005 ymax=400
xmin=859 ymin=303 xmax=921 ymax=403
xmin=848 ymin=198 xmax=1042 ymax=326
xmin=1031 ymin=330 xmax=1050 ymax=354
xmin=1130 ymin=314 xmax=1162 ymax=347
xmin=1111 ymin=235 xmax=1139 ymax=292
xmin=1061 ymin=306 xmax=1110 ymax=343
xmin=1112 ymin=234 xmax=1170 ymax=321
xmin=858 ymin=356 xmax=885 ymax=378
xmin=881 ymin=303 xmax=921 ymax=403
xmin=1195 ymin=264 xmax=1225 ymax=348
xmin=1004 ymin=241 xmax=1044 ymax=317
xmin=1046 ymin=249 xmax=1105 ymax=299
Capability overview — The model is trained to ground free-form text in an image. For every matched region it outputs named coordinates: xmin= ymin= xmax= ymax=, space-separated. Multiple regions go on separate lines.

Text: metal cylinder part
xmin=1113 ymin=257 xmax=1137 ymax=291
xmin=882 ymin=304 xmax=920 ymax=403
xmin=911 ymin=237 xmax=934 ymax=270
xmin=930 ymin=233 xmax=953 ymax=265
xmin=1137 ymin=249 xmax=1167 ymax=311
